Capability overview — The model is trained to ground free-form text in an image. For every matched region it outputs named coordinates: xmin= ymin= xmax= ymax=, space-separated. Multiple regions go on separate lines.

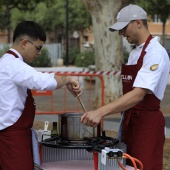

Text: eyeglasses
xmin=121 ymin=20 xmax=135 ymax=32
xmin=20 ymin=39 xmax=42 ymax=52
xmin=27 ymin=40 xmax=42 ymax=52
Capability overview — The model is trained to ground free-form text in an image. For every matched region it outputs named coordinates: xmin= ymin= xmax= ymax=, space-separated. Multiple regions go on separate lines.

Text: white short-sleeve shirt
xmin=0 ymin=48 xmax=57 ymax=130
xmin=127 ymin=37 xmax=170 ymax=100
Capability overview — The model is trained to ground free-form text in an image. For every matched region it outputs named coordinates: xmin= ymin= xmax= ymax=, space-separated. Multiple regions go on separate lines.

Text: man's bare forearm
xmin=54 ymin=75 xmax=71 ymax=89
xmin=98 ymin=87 xmax=147 ymax=117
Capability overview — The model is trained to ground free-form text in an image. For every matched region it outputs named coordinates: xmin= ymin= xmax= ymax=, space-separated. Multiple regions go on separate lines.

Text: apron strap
xmin=137 ymin=34 xmax=153 ymax=69
xmin=6 ymin=50 xmax=19 ymax=58
xmin=6 ymin=50 xmax=30 ymax=94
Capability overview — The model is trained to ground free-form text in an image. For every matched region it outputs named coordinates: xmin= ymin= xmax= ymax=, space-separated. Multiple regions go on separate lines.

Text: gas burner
xmin=85 ymin=136 xmax=119 ymax=152
xmin=57 ymin=138 xmax=90 ymax=147
xmin=41 ymin=136 xmax=94 ymax=149
xmin=41 ymin=133 xmax=119 ymax=152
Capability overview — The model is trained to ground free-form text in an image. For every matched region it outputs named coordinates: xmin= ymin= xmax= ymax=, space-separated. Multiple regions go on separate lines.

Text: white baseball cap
xmin=109 ymin=4 xmax=147 ymax=32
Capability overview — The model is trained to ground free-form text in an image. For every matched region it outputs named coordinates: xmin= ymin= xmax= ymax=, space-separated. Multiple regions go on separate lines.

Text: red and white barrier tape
xmin=47 ymin=71 xmax=121 ymax=76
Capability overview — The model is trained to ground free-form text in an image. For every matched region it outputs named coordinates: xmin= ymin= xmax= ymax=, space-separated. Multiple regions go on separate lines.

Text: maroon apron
xmin=0 ymin=50 xmax=36 ymax=170
xmin=121 ymin=35 xmax=165 ymax=170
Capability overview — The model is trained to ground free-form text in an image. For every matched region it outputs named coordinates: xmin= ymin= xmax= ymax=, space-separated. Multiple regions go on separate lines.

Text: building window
xmin=152 ymin=15 xmax=161 ymax=23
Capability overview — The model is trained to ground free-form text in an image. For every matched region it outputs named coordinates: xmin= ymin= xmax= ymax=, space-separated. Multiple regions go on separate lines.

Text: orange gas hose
xmin=117 ymin=153 xmax=143 ymax=170
xmin=131 ymin=157 xmax=143 ymax=170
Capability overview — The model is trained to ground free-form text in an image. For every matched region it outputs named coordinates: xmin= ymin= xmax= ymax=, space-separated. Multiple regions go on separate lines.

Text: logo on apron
xmin=121 ymin=75 xmax=133 ymax=82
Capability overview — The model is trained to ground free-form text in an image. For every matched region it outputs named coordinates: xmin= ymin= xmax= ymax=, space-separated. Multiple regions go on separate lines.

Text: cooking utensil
xmin=77 ymin=96 xmax=95 ymax=137
xmin=37 ymin=121 xmax=50 ymax=142
xmin=59 ymin=113 xmax=95 ymax=140
xmin=44 ymin=121 xmax=49 ymax=131
xmin=77 ymin=96 xmax=87 ymax=112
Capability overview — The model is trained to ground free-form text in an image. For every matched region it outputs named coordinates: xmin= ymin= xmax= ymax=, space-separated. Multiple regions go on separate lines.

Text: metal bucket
xmin=59 ymin=112 xmax=97 ymax=140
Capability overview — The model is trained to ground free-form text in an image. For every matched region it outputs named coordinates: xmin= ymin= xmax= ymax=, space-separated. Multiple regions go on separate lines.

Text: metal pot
xmin=59 ymin=112 xmax=97 ymax=140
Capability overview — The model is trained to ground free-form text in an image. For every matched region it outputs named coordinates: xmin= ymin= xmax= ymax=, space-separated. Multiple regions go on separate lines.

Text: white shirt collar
xmin=134 ymin=36 xmax=158 ymax=50
xmin=135 ymin=43 xmax=144 ymax=50
xmin=9 ymin=48 xmax=24 ymax=61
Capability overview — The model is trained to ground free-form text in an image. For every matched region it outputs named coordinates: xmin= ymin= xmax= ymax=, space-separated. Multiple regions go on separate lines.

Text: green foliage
xmin=29 ymin=48 xmax=52 ymax=67
xmin=63 ymin=48 xmax=80 ymax=65
xmin=0 ymin=0 xmax=53 ymax=10
xmin=0 ymin=45 xmax=10 ymax=58
xmin=0 ymin=7 xmax=9 ymax=30
xmin=0 ymin=0 xmax=53 ymax=30
xmin=62 ymin=48 xmax=95 ymax=67
xmin=75 ymin=51 xmax=95 ymax=67
xmin=10 ymin=0 xmax=91 ymax=33
xmin=68 ymin=0 xmax=92 ymax=32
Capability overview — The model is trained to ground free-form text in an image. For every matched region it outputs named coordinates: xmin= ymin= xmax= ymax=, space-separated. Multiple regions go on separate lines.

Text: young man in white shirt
xmin=0 ymin=21 xmax=82 ymax=170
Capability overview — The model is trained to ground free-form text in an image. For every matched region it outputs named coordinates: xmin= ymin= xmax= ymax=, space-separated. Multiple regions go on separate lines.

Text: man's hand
xmin=80 ymin=110 xmax=102 ymax=127
xmin=66 ymin=77 xmax=82 ymax=97
xmin=55 ymin=75 xmax=82 ymax=97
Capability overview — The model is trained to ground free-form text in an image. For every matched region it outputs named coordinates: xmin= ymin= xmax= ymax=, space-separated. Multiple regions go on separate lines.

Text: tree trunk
xmin=81 ymin=0 xmax=130 ymax=107
xmin=162 ymin=21 xmax=166 ymax=47
xmin=79 ymin=30 xmax=85 ymax=53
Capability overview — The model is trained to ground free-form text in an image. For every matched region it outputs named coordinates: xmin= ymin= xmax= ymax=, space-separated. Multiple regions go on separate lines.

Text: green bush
xmin=75 ymin=51 xmax=95 ymax=67
xmin=0 ymin=45 xmax=10 ymax=58
xmin=29 ymin=48 xmax=52 ymax=67
xmin=63 ymin=48 xmax=95 ymax=67
xmin=63 ymin=48 xmax=80 ymax=65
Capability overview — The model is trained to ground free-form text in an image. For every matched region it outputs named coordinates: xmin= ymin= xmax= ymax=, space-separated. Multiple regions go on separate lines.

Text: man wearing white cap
xmin=81 ymin=4 xmax=170 ymax=170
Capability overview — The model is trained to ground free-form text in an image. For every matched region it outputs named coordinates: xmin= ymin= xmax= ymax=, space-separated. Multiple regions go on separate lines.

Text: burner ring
xmin=41 ymin=135 xmax=119 ymax=151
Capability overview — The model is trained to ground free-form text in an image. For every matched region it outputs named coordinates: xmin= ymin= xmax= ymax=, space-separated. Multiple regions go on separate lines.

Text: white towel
xmin=117 ymin=112 xmax=124 ymax=142
xmin=31 ymin=128 xmax=42 ymax=170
